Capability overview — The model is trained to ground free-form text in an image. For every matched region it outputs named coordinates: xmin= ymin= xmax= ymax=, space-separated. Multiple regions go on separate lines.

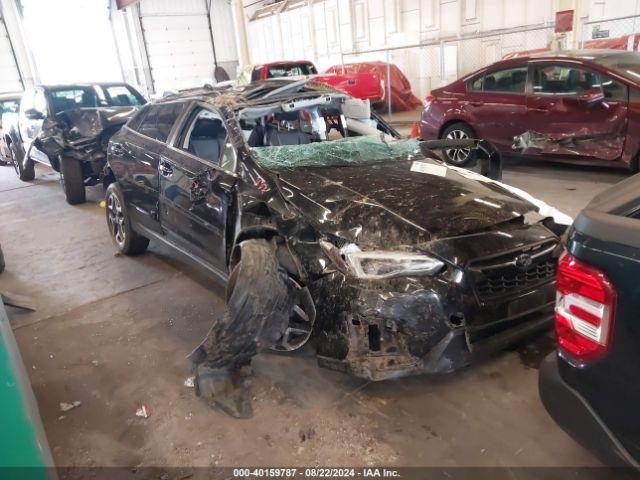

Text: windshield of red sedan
xmin=596 ymin=52 xmax=640 ymax=84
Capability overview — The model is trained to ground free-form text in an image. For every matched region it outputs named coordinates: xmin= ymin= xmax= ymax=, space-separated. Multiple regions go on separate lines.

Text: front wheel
xmin=59 ymin=156 xmax=86 ymax=204
xmin=105 ymin=183 xmax=149 ymax=255
xmin=440 ymin=122 xmax=477 ymax=167
xmin=10 ymin=144 xmax=35 ymax=181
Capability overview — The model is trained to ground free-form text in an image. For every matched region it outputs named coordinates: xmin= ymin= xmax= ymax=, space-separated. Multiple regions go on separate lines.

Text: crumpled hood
xmin=276 ymin=158 xmax=539 ymax=248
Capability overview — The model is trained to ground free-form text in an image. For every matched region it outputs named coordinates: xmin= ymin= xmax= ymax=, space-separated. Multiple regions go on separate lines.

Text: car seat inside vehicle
xmin=188 ymin=118 xmax=226 ymax=163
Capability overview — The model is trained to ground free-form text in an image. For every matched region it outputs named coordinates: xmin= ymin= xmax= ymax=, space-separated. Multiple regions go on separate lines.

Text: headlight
xmin=320 ymin=241 xmax=444 ymax=279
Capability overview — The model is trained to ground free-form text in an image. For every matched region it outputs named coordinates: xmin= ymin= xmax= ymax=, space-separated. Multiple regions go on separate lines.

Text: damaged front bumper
xmin=310 ymin=234 xmax=559 ymax=381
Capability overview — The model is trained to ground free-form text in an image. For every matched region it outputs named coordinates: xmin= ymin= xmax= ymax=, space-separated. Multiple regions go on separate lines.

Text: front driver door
xmin=159 ymin=106 xmax=237 ymax=274
xmin=525 ymin=62 xmax=628 ymax=162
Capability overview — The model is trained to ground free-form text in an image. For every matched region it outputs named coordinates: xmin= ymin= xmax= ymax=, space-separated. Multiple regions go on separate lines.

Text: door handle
xmin=159 ymin=160 xmax=173 ymax=177
xmin=532 ymin=106 xmax=549 ymax=112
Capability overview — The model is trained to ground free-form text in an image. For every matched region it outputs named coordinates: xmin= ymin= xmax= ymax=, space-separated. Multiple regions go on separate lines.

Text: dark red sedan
xmin=420 ymin=50 xmax=640 ymax=171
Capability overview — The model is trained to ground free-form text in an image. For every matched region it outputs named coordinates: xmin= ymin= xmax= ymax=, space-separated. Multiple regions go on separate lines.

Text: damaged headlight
xmin=320 ymin=241 xmax=444 ymax=279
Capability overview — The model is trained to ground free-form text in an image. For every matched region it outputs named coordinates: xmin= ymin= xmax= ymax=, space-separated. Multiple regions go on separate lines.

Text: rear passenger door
xmin=525 ymin=62 xmax=628 ymax=162
xmin=159 ymin=105 xmax=238 ymax=273
xmin=464 ymin=64 xmax=529 ymax=151
xmin=111 ymin=102 xmax=186 ymax=234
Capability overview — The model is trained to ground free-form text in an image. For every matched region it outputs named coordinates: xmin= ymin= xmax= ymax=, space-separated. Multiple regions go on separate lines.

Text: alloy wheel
xmin=106 ymin=192 xmax=126 ymax=248
xmin=272 ymin=278 xmax=315 ymax=352
xmin=445 ymin=129 xmax=472 ymax=164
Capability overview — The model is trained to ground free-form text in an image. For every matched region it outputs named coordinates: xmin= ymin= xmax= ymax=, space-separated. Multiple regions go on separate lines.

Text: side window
xmin=126 ymin=105 xmax=148 ymax=132
xmin=468 ymin=74 xmax=484 ymax=91
xmin=601 ymin=75 xmax=628 ymax=102
xmin=179 ymin=108 xmax=229 ymax=167
xmin=483 ymin=66 xmax=528 ymax=93
xmin=137 ymin=103 xmax=185 ymax=142
xmin=533 ymin=64 xmax=600 ymax=96
xmin=102 ymin=85 xmax=145 ymax=106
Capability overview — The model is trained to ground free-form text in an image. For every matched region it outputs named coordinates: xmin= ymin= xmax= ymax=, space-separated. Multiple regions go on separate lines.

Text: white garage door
xmin=0 ymin=16 xmax=22 ymax=93
xmin=140 ymin=0 xmax=216 ymax=94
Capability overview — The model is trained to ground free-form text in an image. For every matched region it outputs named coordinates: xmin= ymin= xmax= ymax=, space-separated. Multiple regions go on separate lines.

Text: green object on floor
xmin=0 ymin=297 xmax=55 ymax=479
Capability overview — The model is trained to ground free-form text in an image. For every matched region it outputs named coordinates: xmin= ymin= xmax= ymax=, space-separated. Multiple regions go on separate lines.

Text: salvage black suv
xmin=3 ymin=83 xmax=145 ymax=204
xmin=105 ymin=80 xmax=570 ymax=382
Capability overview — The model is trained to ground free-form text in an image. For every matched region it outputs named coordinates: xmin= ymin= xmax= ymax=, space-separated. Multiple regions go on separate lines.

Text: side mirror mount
xmin=24 ymin=108 xmax=44 ymax=120
xmin=579 ymin=88 xmax=606 ymax=107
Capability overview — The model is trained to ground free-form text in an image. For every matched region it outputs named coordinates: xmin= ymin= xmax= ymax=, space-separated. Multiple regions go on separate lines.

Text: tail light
xmin=424 ymin=95 xmax=436 ymax=107
xmin=555 ymin=251 xmax=616 ymax=363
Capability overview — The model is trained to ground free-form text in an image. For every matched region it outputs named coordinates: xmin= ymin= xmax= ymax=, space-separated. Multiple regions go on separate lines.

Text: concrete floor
xmin=0 ymin=159 xmax=627 ymax=468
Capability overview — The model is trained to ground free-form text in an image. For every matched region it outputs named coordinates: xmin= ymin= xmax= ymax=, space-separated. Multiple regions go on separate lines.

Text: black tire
xmin=59 ymin=156 xmax=86 ymax=204
xmin=198 ymin=239 xmax=293 ymax=368
xmin=10 ymin=144 xmax=35 ymax=181
xmin=105 ymin=183 xmax=149 ymax=255
xmin=440 ymin=122 xmax=477 ymax=167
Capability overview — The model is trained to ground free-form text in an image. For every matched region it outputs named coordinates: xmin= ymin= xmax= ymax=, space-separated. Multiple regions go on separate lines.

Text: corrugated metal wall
xmin=0 ymin=10 xmax=22 ymax=92
xmin=121 ymin=0 xmax=239 ymax=94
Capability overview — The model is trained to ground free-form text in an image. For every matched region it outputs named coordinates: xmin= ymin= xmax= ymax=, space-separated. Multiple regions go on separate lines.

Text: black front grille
xmin=470 ymin=241 xmax=558 ymax=301
xmin=475 ymin=259 xmax=556 ymax=299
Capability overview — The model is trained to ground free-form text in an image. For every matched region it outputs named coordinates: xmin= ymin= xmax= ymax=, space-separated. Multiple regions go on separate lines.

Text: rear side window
xmin=135 ymin=103 xmax=185 ymax=143
xmin=483 ymin=67 xmax=528 ymax=93
xmin=102 ymin=85 xmax=145 ymax=107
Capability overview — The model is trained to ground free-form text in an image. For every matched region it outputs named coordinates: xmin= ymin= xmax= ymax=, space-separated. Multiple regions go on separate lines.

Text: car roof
xmin=155 ymin=78 xmax=342 ymax=109
xmin=0 ymin=92 xmax=22 ymax=100
xmin=38 ymin=83 xmax=133 ymax=90
xmin=487 ymin=49 xmax=638 ymax=69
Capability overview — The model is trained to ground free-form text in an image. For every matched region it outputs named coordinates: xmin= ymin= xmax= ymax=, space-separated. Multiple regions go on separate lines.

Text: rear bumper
xmin=539 ymin=353 xmax=639 ymax=467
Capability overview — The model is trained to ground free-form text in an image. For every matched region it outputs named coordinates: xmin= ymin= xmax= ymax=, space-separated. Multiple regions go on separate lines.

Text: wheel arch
xmin=438 ymin=119 xmax=476 ymax=139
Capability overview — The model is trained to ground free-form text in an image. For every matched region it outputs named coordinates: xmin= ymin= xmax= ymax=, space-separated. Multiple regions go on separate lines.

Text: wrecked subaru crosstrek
xmin=104 ymin=79 xmax=570 ymax=414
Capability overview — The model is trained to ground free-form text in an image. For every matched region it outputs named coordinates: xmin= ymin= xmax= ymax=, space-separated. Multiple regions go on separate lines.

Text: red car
xmin=240 ymin=60 xmax=384 ymax=103
xmin=420 ymin=50 xmax=640 ymax=171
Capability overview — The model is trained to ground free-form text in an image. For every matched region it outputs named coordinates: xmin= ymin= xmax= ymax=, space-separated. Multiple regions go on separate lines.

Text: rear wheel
xmin=59 ymin=156 xmax=86 ymax=204
xmin=10 ymin=144 xmax=35 ymax=181
xmin=105 ymin=183 xmax=149 ymax=255
xmin=441 ymin=122 xmax=477 ymax=167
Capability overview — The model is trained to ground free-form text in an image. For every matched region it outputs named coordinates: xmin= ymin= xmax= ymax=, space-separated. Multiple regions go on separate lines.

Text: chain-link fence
xmin=341 ymin=23 xmax=555 ymax=121
xmin=580 ymin=14 xmax=640 ymax=50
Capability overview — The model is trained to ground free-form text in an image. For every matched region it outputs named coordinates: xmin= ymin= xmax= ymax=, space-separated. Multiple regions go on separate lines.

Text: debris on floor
xmin=135 ymin=405 xmax=152 ymax=419
xmin=59 ymin=401 xmax=81 ymax=412
xmin=1 ymin=291 xmax=36 ymax=311
xmin=184 ymin=376 xmax=195 ymax=388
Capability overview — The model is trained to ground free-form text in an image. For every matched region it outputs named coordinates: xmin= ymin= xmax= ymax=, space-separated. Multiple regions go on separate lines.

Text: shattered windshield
xmin=251 ymin=136 xmax=424 ymax=169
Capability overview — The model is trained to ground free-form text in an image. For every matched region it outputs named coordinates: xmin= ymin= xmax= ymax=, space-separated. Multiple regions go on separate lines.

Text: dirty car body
xmin=107 ymin=79 xmax=568 ymax=381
